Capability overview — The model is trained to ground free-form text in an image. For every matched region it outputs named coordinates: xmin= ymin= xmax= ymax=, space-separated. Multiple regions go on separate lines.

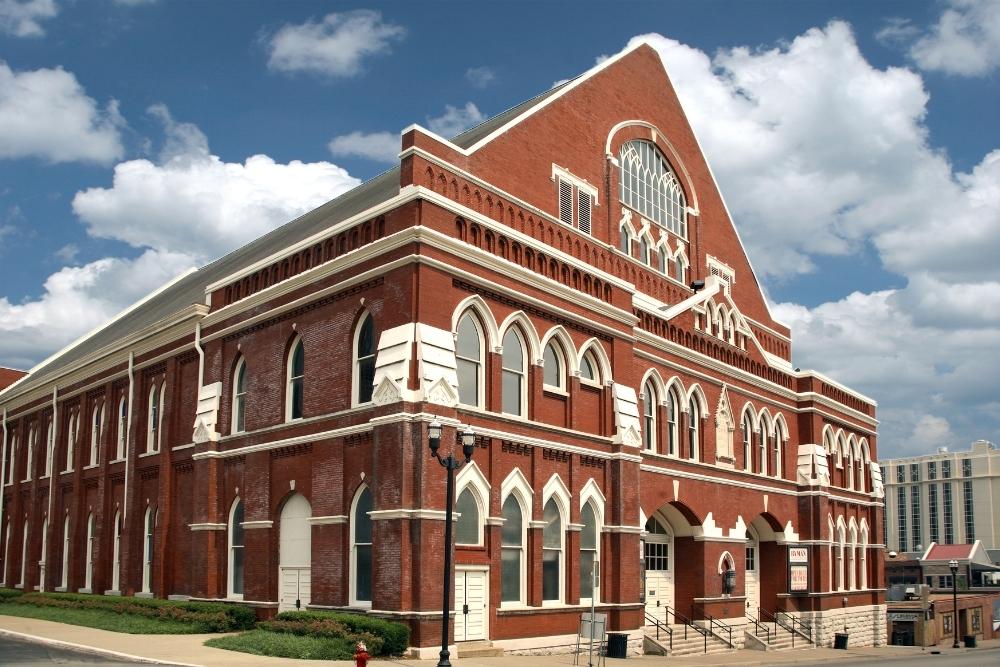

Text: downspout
xmin=195 ymin=322 xmax=204 ymax=390
xmin=123 ymin=352 xmax=135 ymax=521
xmin=43 ymin=387 xmax=57 ymax=591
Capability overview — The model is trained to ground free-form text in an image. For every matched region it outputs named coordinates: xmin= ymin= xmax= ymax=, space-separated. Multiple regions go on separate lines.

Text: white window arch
xmin=25 ymin=426 xmax=35 ymax=481
xmin=666 ymin=388 xmax=679 ymax=456
xmin=146 ymin=386 xmax=158 ymax=453
xmin=639 ymin=235 xmax=652 ymax=265
xmin=500 ymin=491 xmax=527 ymax=606
xmin=619 ymin=224 xmax=631 ymax=254
xmin=658 ymin=246 xmax=668 ymax=274
xmin=742 ymin=411 xmax=753 ymax=472
xmin=619 ymin=140 xmax=687 ymax=237
xmin=455 ymin=462 xmax=489 ymax=548
xmin=542 ymin=497 xmax=564 ymax=603
xmin=542 ymin=341 xmax=567 ymax=392
xmin=350 ymin=485 xmax=373 ymax=607
xmin=3 ymin=521 xmax=11 ymax=586
xmin=836 ymin=519 xmax=846 ymax=592
xmin=45 ymin=419 xmax=54 ymax=477
xmin=89 ymin=403 xmax=102 ymax=466
xmin=642 ymin=380 xmax=657 ymax=451
xmin=65 ymin=413 xmax=76 ymax=472
xmin=111 ymin=511 xmax=122 ymax=592
xmin=142 ymin=506 xmax=155 ymax=593
xmin=687 ymin=396 xmax=701 ymax=461
xmin=579 ymin=351 xmax=599 ymax=385
xmin=116 ymin=397 xmax=127 ymax=460
xmin=19 ymin=519 xmax=28 ymax=587
xmin=501 ymin=328 xmax=527 ymax=417
xmin=774 ymin=418 xmax=785 ymax=479
xmin=232 ymin=358 xmax=247 ymax=434
xmin=849 ymin=523 xmax=858 ymax=590
xmin=61 ymin=515 xmax=70 ymax=590
xmin=860 ymin=523 xmax=869 ymax=589
xmin=673 ymin=250 xmax=687 ymax=283
xmin=456 ymin=312 xmax=485 ymax=408
xmin=758 ymin=416 xmax=769 ymax=475
xmin=286 ymin=338 xmax=305 ymax=421
xmin=85 ymin=512 xmax=95 ymax=591
xmin=38 ymin=517 xmax=47 ymax=590
xmin=5 ymin=433 xmax=15 ymax=485
xmin=353 ymin=313 xmax=376 ymax=405
xmin=228 ymin=498 xmax=245 ymax=598
xmin=580 ymin=501 xmax=600 ymax=602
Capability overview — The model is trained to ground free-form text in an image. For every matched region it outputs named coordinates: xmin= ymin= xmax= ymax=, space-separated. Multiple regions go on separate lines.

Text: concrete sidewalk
xmin=0 ymin=615 xmax=997 ymax=667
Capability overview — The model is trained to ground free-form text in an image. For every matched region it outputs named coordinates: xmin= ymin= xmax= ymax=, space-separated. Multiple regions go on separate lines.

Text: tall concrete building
xmin=882 ymin=440 xmax=1000 ymax=554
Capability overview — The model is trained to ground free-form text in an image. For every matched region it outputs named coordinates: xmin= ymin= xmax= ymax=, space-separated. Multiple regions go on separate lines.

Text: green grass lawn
xmin=0 ymin=602 xmax=204 ymax=634
xmin=205 ymin=629 xmax=357 ymax=660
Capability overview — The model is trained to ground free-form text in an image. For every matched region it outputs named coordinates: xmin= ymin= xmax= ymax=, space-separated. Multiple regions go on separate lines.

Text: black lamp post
xmin=428 ymin=420 xmax=475 ymax=667
xmin=949 ymin=558 xmax=959 ymax=648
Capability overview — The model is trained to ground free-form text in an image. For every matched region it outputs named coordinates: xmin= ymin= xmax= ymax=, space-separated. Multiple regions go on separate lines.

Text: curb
xmin=0 ymin=627 xmax=203 ymax=666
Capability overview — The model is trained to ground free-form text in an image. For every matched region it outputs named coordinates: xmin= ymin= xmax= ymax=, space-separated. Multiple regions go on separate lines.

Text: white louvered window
xmin=558 ymin=179 xmax=573 ymax=226
xmin=578 ymin=191 xmax=592 ymax=235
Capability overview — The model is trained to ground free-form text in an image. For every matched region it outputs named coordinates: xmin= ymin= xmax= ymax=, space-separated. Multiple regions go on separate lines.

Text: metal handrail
xmin=772 ymin=609 xmax=815 ymax=646
xmin=745 ymin=607 xmax=773 ymax=644
xmin=664 ymin=604 xmax=710 ymax=653
xmin=644 ymin=612 xmax=673 ymax=651
xmin=691 ymin=604 xmax=734 ymax=648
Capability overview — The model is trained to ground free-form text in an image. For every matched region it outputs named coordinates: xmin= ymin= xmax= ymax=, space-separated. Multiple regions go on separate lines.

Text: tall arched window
xmin=619 ymin=225 xmax=631 ymax=254
xmin=758 ymin=421 xmax=768 ymax=475
xmin=619 ymin=140 xmax=687 ymax=237
xmin=142 ymin=507 xmax=155 ymax=593
xmin=111 ymin=511 xmax=121 ymax=592
xmin=640 ymin=236 xmax=651 ymax=265
xmin=456 ymin=313 xmax=484 ymax=407
xmin=1 ymin=522 xmax=9 ymax=587
xmin=455 ymin=488 xmax=482 ymax=546
xmin=25 ymin=427 xmax=35 ymax=481
xmin=542 ymin=498 xmax=563 ymax=602
xmin=580 ymin=502 xmax=600 ymax=602
xmin=65 ymin=413 xmax=76 ymax=472
xmin=287 ymin=339 xmax=304 ymax=421
xmin=61 ymin=515 xmax=70 ymax=590
xmin=146 ymin=385 xmax=159 ymax=453
xmin=579 ymin=351 xmax=599 ymax=385
xmin=774 ymin=421 xmax=785 ymax=479
xmin=38 ymin=517 xmax=47 ymax=589
xmin=116 ymin=397 xmax=127 ymax=460
xmin=89 ymin=404 xmax=102 ymax=466
xmin=666 ymin=390 xmax=678 ymax=456
xmin=85 ymin=512 xmax=95 ymax=591
xmin=501 ymin=329 xmax=526 ymax=417
xmin=500 ymin=494 xmax=525 ymax=605
xmin=836 ymin=522 xmax=846 ymax=591
xmin=687 ymin=397 xmax=700 ymax=461
xmin=4 ymin=433 xmax=15 ymax=485
xmin=642 ymin=381 xmax=657 ymax=451
xmin=45 ymin=419 xmax=54 ymax=477
xmin=354 ymin=314 xmax=376 ymax=405
xmin=232 ymin=359 xmax=246 ymax=434
xmin=19 ymin=520 xmax=28 ymax=587
xmin=860 ymin=525 xmax=869 ymax=589
xmin=742 ymin=413 xmax=753 ymax=472
xmin=228 ymin=499 xmax=245 ymax=598
xmin=351 ymin=486 xmax=373 ymax=606
xmin=658 ymin=247 xmax=667 ymax=273
xmin=849 ymin=525 xmax=858 ymax=590
xmin=674 ymin=254 xmax=686 ymax=283
xmin=542 ymin=342 xmax=565 ymax=391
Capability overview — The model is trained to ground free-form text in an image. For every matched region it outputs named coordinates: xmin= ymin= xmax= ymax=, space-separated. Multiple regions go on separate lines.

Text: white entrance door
xmin=279 ymin=494 xmax=312 ymax=611
xmin=455 ymin=569 xmax=488 ymax=641
xmin=643 ymin=517 xmax=674 ymax=625
xmin=745 ymin=529 xmax=759 ymax=616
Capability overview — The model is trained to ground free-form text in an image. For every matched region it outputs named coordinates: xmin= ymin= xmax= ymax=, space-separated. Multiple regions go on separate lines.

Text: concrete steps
xmin=643 ymin=623 xmax=735 ymax=657
xmin=747 ymin=621 xmax=814 ymax=651
xmin=456 ymin=640 xmax=504 ymax=658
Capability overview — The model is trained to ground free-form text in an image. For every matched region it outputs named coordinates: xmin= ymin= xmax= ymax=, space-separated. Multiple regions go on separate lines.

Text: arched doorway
xmin=279 ymin=494 xmax=311 ymax=611
xmin=643 ymin=515 xmax=674 ymax=622
xmin=744 ymin=525 xmax=760 ymax=615
xmin=747 ymin=514 xmax=786 ymax=615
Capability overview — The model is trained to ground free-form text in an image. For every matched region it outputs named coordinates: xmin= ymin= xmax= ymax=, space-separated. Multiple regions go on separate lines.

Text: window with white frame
xmin=642 ymin=381 xmax=657 ymax=451
xmin=228 ymin=499 xmax=244 ymax=598
xmin=354 ymin=314 xmax=376 ymax=405
xmin=501 ymin=328 xmax=526 ymax=417
xmin=455 ymin=488 xmax=482 ymax=546
xmin=687 ymin=397 xmax=700 ymax=461
xmin=500 ymin=494 xmax=525 ymax=604
xmin=116 ymin=397 xmax=127 ymax=460
xmin=1 ymin=522 xmax=8 ymax=586
xmin=4 ymin=433 xmax=14 ymax=485
xmin=232 ymin=359 xmax=246 ymax=434
xmin=619 ymin=140 xmax=687 ymax=237
xmin=640 ymin=235 xmax=651 ymax=265
xmin=38 ymin=517 xmax=46 ymax=589
xmin=742 ymin=412 xmax=753 ymax=471
xmin=553 ymin=167 xmax=597 ymax=235
xmin=580 ymin=351 xmax=599 ymax=384
xmin=619 ymin=224 xmax=631 ymax=254
xmin=146 ymin=385 xmax=159 ymax=453
xmin=287 ymin=339 xmax=304 ymax=421
xmin=542 ymin=498 xmax=563 ymax=602
xmin=89 ymin=404 xmax=102 ymax=466
xmin=666 ymin=389 xmax=679 ymax=456
xmin=351 ymin=486 xmax=373 ymax=605
xmin=112 ymin=511 xmax=122 ymax=592
xmin=25 ymin=427 xmax=35 ymax=481
xmin=674 ymin=253 xmax=686 ymax=283
xmin=580 ymin=502 xmax=600 ymax=602
xmin=65 ymin=413 xmax=76 ymax=472
xmin=45 ymin=419 xmax=53 ymax=477
xmin=578 ymin=191 xmax=592 ymax=235
xmin=19 ymin=519 xmax=28 ymax=586
xmin=542 ymin=341 xmax=566 ymax=391
xmin=456 ymin=312 xmax=484 ymax=407
xmin=758 ymin=421 xmax=768 ymax=475
xmin=558 ymin=179 xmax=573 ymax=226
xmin=85 ymin=512 xmax=95 ymax=590
xmin=61 ymin=515 xmax=70 ymax=590
xmin=837 ymin=522 xmax=846 ymax=591
xmin=658 ymin=246 xmax=668 ymax=274
xmin=142 ymin=507 xmax=154 ymax=593
xmin=774 ymin=421 xmax=784 ymax=479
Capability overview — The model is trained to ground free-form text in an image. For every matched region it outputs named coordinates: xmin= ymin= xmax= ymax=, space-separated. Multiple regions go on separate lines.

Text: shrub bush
xmin=13 ymin=592 xmax=256 ymax=632
xmin=0 ymin=588 xmax=24 ymax=602
xmin=271 ymin=610 xmax=410 ymax=656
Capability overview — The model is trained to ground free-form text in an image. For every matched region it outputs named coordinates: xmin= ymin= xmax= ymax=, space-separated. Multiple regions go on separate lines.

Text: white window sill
xmin=40 ymin=474 xmax=50 ymax=480
xmin=61 ymin=469 xmax=74 ymax=475
xmin=109 ymin=458 xmax=125 ymax=465
xmin=135 ymin=592 xmax=154 ymax=598
xmin=77 ymin=588 xmax=93 ymax=594
xmin=139 ymin=451 xmax=159 ymax=458
xmin=542 ymin=385 xmax=568 ymax=396
xmin=84 ymin=464 xmax=99 ymax=470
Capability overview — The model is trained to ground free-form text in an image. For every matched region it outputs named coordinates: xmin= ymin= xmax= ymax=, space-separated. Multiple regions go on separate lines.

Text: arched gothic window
xmin=642 ymin=381 xmax=657 ymax=451
xmin=228 ymin=499 xmax=245 ymax=598
xmin=287 ymin=339 xmax=305 ymax=421
xmin=500 ymin=494 xmax=525 ymax=604
xmin=758 ymin=421 xmax=768 ymax=475
xmin=619 ymin=140 xmax=687 ymax=237
xmin=580 ymin=502 xmax=600 ymax=602
xmin=86 ymin=512 xmax=96 ymax=591
xmin=658 ymin=247 xmax=668 ymax=273
xmin=579 ymin=351 xmax=599 ymax=384
xmin=542 ymin=341 xmax=565 ymax=391
xmin=146 ymin=385 xmax=159 ymax=453
xmin=742 ymin=413 xmax=753 ymax=472
xmin=354 ymin=314 xmax=376 ymax=405
xmin=232 ymin=358 xmax=247 ymax=434
xmin=619 ymin=225 xmax=631 ymax=254
xmin=89 ymin=403 xmax=102 ymax=466
xmin=666 ymin=390 xmax=679 ymax=456
xmin=687 ymin=397 xmax=700 ymax=461
xmin=774 ymin=421 xmax=784 ymax=479
xmin=111 ymin=511 xmax=122 ymax=592
xmin=640 ymin=236 xmax=651 ymax=265
xmin=501 ymin=329 xmax=526 ymax=416
xmin=351 ymin=487 xmax=373 ymax=605
xmin=142 ymin=507 xmax=155 ymax=593
xmin=116 ymin=397 xmax=127 ymax=460
xmin=542 ymin=498 xmax=563 ymax=602
xmin=455 ymin=488 xmax=482 ymax=546
xmin=61 ymin=515 xmax=70 ymax=589
xmin=456 ymin=313 xmax=484 ymax=407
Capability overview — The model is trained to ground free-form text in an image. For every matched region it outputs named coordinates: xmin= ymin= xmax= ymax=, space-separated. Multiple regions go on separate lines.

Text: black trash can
xmin=834 ymin=632 xmax=849 ymax=649
xmin=605 ymin=632 xmax=629 ymax=659
xmin=963 ymin=635 xmax=977 ymax=648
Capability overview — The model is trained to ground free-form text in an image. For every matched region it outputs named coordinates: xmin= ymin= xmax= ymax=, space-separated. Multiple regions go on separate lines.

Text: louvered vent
xmin=558 ymin=180 xmax=573 ymax=225
xmin=578 ymin=191 xmax=592 ymax=235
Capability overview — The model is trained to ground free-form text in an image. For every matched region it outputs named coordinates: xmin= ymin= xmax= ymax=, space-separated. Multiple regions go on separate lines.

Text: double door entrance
xmin=454 ymin=568 xmax=488 ymax=642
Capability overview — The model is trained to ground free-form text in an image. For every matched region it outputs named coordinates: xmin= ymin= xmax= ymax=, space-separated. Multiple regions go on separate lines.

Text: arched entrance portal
xmin=745 ymin=514 xmax=787 ymax=616
xmin=744 ymin=525 xmax=760 ymax=615
xmin=279 ymin=494 xmax=312 ymax=611
xmin=643 ymin=515 xmax=674 ymax=621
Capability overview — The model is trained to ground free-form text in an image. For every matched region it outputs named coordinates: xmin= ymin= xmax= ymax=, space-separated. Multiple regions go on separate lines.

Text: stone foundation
xmin=789 ymin=604 xmax=886 ymax=648
xmin=496 ymin=629 xmax=644 ymax=656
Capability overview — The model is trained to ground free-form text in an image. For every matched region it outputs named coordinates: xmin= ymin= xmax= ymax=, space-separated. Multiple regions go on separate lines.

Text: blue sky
xmin=1 ymin=0 xmax=998 ymax=458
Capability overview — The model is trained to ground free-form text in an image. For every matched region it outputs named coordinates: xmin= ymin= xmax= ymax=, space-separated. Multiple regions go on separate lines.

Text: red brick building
xmin=0 ymin=42 xmax=885 ymax=655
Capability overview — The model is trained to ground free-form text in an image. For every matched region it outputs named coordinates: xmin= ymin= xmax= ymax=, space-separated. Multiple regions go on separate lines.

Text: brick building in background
xmin=0 ymin=42 xmax=886 ymax=655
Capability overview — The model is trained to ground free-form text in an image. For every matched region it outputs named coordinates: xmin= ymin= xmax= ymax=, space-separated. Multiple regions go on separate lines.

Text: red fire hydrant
xmin=354 ymin=641 xmax=370 ymax=667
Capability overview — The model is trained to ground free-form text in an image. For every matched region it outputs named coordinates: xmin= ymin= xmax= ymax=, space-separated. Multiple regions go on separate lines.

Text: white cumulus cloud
xmin=0 ymin=61 xmax=125 ymax=164
xmin=328 ymin=130 xmax=399 ymax=163
xmin=465 ymin=66 xmax=496 ymax=89
xmin=0 ymin=0 xmax=57 ymax=37
xmin=427 ymin=102 xmax=485 ymax=138
xmin=908 ymin=0 xmax=1000 ymax=76
xmin=266 ymin=9 xmax=405 ymax=77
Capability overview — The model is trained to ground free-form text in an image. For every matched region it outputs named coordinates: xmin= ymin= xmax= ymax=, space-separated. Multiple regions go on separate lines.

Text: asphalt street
xmin=816 ymin=648 xmax=1000 ymax=667
xmin=0 ymin=635 xmax=141 ymax=666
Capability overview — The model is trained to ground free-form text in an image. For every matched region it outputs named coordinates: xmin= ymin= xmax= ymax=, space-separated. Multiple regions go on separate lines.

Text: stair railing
xmin=691 ymin=604 xmax=735 ymax=649
xmin=746 ymin=607 xmax=773 ymax=644
xmin=644 ymin=612 xmax=673 ymax=651
xmin=772 ymin=609 xmax=815 ymax=646
xmin=664 ymin=604 xmax=710 ymax=653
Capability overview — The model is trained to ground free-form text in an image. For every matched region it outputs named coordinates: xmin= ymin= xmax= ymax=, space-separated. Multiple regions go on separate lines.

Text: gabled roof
xmin=0 ymin=367 xmax=25 ymax=391
xmin=922 ymin=541 xmax=990 ymax=565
